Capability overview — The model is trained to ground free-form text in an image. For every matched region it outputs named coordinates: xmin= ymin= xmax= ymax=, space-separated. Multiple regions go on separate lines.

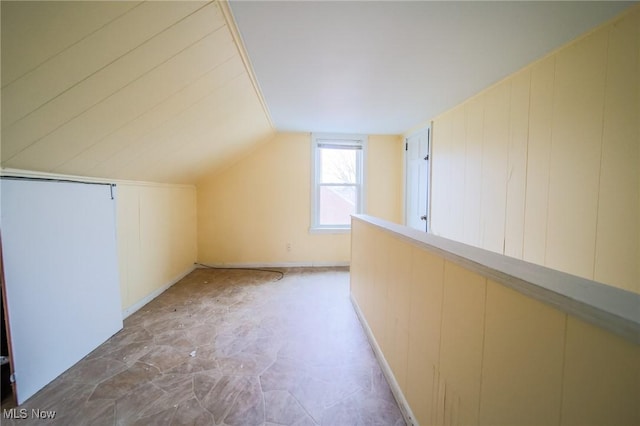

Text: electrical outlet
xmin=286 ymin=243 xmax=292 ymax=252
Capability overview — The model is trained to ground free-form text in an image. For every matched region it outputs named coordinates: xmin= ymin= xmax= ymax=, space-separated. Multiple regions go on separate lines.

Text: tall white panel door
xmin=1 ymin=178 xmax=122 ymax=404
xmin=405 ymin=126 xmax=431 ymax=231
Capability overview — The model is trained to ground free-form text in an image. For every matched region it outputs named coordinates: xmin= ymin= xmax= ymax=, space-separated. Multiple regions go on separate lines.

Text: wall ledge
xmin=1 ymin=168 xmax=196 ymax=189
xmin=353 ymin=215 xmax=640 ymax=344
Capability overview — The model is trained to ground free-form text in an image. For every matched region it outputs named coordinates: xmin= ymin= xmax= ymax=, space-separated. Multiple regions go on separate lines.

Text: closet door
xmin=1 ymin=178 xmax=122 ymax=404
xmin=405 ymin=126 xmax=431 ymax=232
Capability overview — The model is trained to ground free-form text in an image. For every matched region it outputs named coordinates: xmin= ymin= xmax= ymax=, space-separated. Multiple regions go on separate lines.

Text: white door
xmin=1 ymin=178 xmax=122 ymax=404
xmin=405 ymin=126 xmax=431 ymax=231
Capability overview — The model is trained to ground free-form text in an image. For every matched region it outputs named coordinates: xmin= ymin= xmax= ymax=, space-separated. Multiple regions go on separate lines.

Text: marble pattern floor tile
xmin=8 ymin=268 xmax=406 ymax=425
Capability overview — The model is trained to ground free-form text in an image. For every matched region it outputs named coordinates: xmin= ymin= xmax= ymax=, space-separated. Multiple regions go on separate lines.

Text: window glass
xmin=311 ymin=134 xmax=366 ymax=232
xmin=319 ymin=185 xmax=356 ymax=225
xmin=319 ymin=147 xmax=356 ymax=184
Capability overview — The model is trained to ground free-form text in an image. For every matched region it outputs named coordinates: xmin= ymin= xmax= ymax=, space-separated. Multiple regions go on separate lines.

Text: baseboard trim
xmin=195 ymin=261 xmax=350 ymax=268
xmin=350 ymin=294 xmax=418 ymax=426
xmin=122 ymin=265 xmax=196 ymax=319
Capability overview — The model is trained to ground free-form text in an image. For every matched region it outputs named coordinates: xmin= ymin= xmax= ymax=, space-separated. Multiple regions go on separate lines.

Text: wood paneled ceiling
xmin=1 ymin=1 xmax=274 ymax=184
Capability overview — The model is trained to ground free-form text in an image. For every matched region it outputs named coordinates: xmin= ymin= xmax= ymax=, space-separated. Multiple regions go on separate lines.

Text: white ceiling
xmin=230 ymin=0 xmax=635 ymax=135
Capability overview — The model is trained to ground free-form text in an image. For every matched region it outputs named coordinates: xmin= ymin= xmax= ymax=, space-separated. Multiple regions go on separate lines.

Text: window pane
xmin=319 ymin=185 xmax=356 ymax=225
xmin=319 ymin=147 xmax=356 ymax=184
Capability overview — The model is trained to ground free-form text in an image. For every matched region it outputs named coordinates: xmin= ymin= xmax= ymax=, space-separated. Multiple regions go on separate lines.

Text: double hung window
xmin=311 ymin=133 xmax=366 ymax=232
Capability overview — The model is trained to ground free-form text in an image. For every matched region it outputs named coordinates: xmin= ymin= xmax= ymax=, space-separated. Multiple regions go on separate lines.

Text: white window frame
xmin=310 ymin=133 xmax=367 ymax=233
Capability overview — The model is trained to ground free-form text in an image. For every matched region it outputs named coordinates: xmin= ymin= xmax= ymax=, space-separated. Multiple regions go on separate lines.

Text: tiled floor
xmin=5 ymin=267 xmax=406 ymax=425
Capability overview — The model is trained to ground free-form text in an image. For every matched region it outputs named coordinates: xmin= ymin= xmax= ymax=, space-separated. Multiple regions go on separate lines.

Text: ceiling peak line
xmin=217 ymin=0 xmax=275 ymax=131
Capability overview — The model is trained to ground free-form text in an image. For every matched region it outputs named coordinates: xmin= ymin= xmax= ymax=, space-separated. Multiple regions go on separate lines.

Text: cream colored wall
xmin=197 ymin=132 xmax=402 ymax=265
xmin=117 ymin=182 xmax=197 ymax=312
xmin=350 ymin=218 xmax=640 ymax=426
xmin=367 ymin=135 xmax=404 ymax=224
xmin=429 ymin=6 xmax=639 ymax=293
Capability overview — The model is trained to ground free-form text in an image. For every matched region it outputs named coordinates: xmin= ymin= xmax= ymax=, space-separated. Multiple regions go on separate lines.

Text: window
xmin=311 ymin=133 xmax=366 ymax=232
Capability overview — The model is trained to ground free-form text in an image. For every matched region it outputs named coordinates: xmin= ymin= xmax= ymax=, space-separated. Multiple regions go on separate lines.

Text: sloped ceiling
xmin=1 ymin=1 xmax=274 ymax=184
xmin=1 ymin=1 xmax=634 ymax=184
xmin=230 ymin=0 xmax=635 ymax=134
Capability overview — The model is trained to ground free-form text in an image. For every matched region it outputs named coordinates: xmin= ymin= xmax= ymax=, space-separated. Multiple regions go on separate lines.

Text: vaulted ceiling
xmin=1 ymin=1 xmax=274 ymax=184
xmin=230 ymin=0 xmax=634 ymax=134
xmin=1 ymin=1 xmax=634 ymax=184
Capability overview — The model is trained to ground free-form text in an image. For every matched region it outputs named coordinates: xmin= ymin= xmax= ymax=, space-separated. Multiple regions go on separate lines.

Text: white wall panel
xmin=1 ymin=178 xmax=122 ymax=404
